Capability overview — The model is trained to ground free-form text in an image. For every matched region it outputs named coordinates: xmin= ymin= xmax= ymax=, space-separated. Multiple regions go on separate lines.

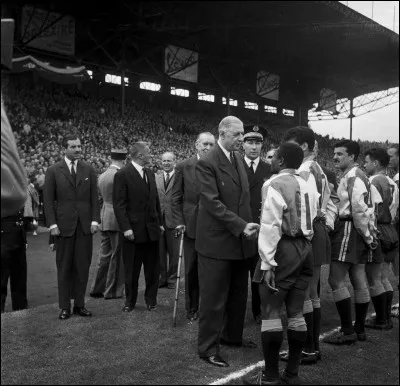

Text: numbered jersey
xmin=258 ymin=170 xmax=320 ymax=270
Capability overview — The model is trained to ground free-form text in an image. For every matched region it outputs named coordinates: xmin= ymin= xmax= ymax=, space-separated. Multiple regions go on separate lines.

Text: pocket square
xmin=85 ymin=177 xmax=89 ymax=181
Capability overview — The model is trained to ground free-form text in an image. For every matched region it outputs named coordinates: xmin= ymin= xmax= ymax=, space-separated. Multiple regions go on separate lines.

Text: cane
xmin=173 ymin=228 xmax=185 ymax=327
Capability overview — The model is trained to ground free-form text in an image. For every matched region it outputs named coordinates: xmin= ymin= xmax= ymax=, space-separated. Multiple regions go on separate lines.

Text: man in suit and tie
xmin=171 ymin=132 xmax=216 ymax=321
xmin=113 ymin=142 xmax=163 ymax=312
xmin=195 ymin=116 xmax=260 ymax=368
xmin=90 ymin=148 xmax=127 ymax=299
xmin=156 ymin=152 xmax=179 ymax=289
xmin=242 ymin=125 xmax=272 ymax=325
xmin=43 ymin=134 xmax=100 ymax=320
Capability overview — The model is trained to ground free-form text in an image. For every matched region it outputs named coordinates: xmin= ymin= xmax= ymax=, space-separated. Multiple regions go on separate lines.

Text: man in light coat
xmin=90 ymin=149 xmax=127 ymax=299
xmin=156 ymin=152 xmax=179 ymax=289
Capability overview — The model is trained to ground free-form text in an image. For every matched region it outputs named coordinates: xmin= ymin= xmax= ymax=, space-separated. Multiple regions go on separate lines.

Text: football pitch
xmin=1 ymin=230 xmax=399 ymax=385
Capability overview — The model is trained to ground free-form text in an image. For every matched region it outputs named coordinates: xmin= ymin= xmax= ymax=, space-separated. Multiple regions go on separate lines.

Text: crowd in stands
xmin=2 ymin=73 xmax=398 ymax=227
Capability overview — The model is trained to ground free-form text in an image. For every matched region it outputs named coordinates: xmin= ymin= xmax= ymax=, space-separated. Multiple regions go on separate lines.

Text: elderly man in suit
xmin=195 ymin=116 xmax=260 ymax=368
xmin=113 ymin=142 xmax=163 ymax=312
xmin=90 ymin=148 xmax=127 ymax=299
xmin=155 ymin=152 xmax=179 ymax=289
xmin=242 ymin=125 xmax=272 ymax=325
xmin=43 ymin=134 xmax=100 ymax=320
xmin=171 ymin=132 xmax=215 ymax=321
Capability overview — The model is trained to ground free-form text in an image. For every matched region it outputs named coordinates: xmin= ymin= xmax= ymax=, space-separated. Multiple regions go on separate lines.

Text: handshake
xmin=242 ymin=223 xmax=260 ymax=240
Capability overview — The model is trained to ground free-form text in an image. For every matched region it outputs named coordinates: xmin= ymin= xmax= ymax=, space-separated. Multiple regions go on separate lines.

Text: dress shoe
xmin=201 ymin=355 xmax=229 ymax=367
xmin=147 ymin=304 xmax=157 ymax=311
xmin=89 ymin=293 xmax=104 ymax=298
xmin=280 ymin=350 xmax=318 ymax=365
xmin=59 ymin=309 xmax=71 ymax=320
xmin=220 ymin=338 xmax=257 ymax=348
xmin=122 ymin=305 xmax=135 ymax=312
xmin=158 ymin=282 xmax=168 ymax=288
xmin=73 ymin=307 xmax=92 ymax=317
xmin=243 ymin=370 xmax=280 ymax=385
xmin=168 ymin=283 xmax=175 ymax=289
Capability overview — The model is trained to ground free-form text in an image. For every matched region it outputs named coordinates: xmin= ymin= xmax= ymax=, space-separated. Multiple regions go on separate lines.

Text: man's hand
xmin=263 ymin=270 xmax=279 ymax=294
xmin=91 ymin=224 xmax=99 ymax=234
xmin=50 ymin=226 xmax=60 ymax=236
xmin=243 ymin=223 xmax=260 ymax=240
xmin=175 ymin=224 xmax=186 ymax=233
xmin=49 ymin=244 xmax=56 ymax=252
xmin=160 ymin=225 xmax=165 ymax=233
xmin=124 ymin=229 xmax=135 ymax=241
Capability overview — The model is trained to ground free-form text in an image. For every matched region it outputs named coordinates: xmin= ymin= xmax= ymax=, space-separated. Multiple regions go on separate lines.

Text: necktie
xmin=165 ymin=173 xmax=170 ymax=189
xmin=142 ymin=169 xmax=147 ymax=184
xmin=71 ymin=161 xmax=76 ymax=186
xmin=250 ymin=161 xmax=255 ymax=174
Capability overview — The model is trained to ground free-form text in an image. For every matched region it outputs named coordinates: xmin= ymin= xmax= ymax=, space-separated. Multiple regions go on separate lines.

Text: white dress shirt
xmin=244 ymin=156 xmax=260 ymax=172
xmin=131 ymin=160 xmax=145 ymax=179
xmin=164 ymin=169 xmax=175 ymax=182
xmin=217 ymin=140 xmax=232 ymax=163
xmin=49 ymin=157 xmax=98 ymax=230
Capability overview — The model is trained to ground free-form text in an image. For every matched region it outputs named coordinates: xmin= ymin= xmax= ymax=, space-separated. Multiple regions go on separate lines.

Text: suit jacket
xmin=155 ymin=171 xmax=176 ymax=229
xmin=171 ymin=156 xmax=200 ymax=239
xmin=43 ymin=159 xmax=100 ymax=237
xmin=113 ymin=163 xmax=162 ymax=243
xmin=98 ymin=166 xmax=120 ymax=231
xmin=242 ymin=158 xmax=272 ymax=224
xmin=195 ymin=145 xmax=256 ymax=260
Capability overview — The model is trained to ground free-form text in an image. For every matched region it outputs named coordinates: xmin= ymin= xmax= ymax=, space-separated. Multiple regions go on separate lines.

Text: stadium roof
xmin=10 ymin=1 xmax=400 ymax=108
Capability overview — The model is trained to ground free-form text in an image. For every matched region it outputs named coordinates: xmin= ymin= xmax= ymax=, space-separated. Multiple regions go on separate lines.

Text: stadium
xmin=1 ymin=1 xmax=399 ymax=385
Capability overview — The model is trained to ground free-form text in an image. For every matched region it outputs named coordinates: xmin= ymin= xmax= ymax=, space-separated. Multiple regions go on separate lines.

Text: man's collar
xmin=131 ymin=160 xmax=143 ymax=171
xmin=303 ymin=153 xmax=315 ymax=163
xmin=279 ymin=168 xmax=297 ymax=175
xmin=64 ymin=156 xmax=76 ymax=165
xmin=244 ymin=156 xmax=260 ymax=166
xmin=164 ymin=169 xmax=175 ymax=177
xmin=217 ymin=140 xmax=231 ymax=161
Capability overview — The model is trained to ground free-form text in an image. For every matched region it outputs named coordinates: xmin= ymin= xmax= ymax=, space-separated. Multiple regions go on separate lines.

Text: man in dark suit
xmin=113 ymin=142 xmax=163 ymax=312
xmin=195 ymin=116 xmax=260 ymax=368
xmin=43 ymin=134 xmax=100 ymax=320
xmin=171 ymin=132 xmax=216 ymax=321
xmin=90 ymin=148 xmax=127 ymax=299
xmin=155 ymin=152 xmax=179 ymax=290
xmin=242 ymin=125 xmax=272 ymax=325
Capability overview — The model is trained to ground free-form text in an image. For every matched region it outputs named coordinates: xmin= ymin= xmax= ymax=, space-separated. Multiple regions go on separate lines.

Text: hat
xmin=243 ymin=125 xmax=267 ymax=142
xmin=110 ymin=148 xmax=127 ymax=160
xmin=1 ymin=19 xmax=14 ymax=69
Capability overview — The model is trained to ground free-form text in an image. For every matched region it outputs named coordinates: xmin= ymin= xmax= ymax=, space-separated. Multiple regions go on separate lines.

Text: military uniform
xmin=90 ymin=149 xmax=127 ymax=299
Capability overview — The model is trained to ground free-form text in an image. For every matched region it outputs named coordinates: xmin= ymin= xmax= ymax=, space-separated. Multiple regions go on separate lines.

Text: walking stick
xmin=173 ymin=228 xmax=185 ymax=327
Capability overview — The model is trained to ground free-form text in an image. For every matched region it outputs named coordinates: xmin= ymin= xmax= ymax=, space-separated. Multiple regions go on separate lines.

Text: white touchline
xmin=208 ymin=304 xmax=398 ymax=385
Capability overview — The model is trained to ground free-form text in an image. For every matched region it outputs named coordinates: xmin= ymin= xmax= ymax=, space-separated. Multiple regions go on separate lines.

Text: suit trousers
xmin=184 ymin=236 xmax=199 ymax=313
xmin=90 ymin=231 xmax=124 ymax=298
xmin=247 ymin=254 xmax=261 ymax=318
xmin=56 ymin=221 xmax=93 ymax=309
xmin=198 ymin=254 xmax=248 ymax=357
xmin=122 ymin=238 xmax=159 ymax=307
xmin=1 ymin=237 xmax=27 ymax=312
xmin=159 ymin=223 xmax=179 ymax=285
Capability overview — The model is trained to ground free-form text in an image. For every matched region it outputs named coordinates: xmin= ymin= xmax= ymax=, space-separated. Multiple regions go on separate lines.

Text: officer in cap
xmin=241 ymin=125 xmax=272 ymax=324
xmin=90 ymin=148 xmax=128 ymax=299
xmin=1 ymin=18 xmax=29 ymax=313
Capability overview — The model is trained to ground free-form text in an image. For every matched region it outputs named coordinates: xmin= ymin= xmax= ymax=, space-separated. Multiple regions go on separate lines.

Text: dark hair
xmin=62 ymin=134 xmax=80 ymax=148
xmin=365 ymin=148 xmax=390 ymax=168
xmin=283 ymin=126 xmax=315 ymax=151
xmin=388 ymin=145 xmax=399 ymax=156
xmin=277 ymin=142 xmax=304 ymax=169
xmin=334 ymin=140 xmax=360 ymax=161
